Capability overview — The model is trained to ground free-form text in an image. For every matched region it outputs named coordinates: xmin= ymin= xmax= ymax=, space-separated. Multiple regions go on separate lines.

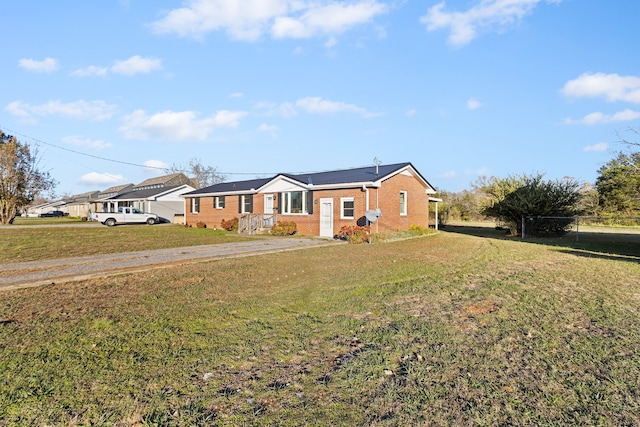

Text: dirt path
xmin=0 ymin=237 xmax=340 ymax=291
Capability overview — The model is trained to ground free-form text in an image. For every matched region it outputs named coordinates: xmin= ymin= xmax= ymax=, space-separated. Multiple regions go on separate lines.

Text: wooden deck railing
xmin=238 ymin=213 xmax=277 ymax=234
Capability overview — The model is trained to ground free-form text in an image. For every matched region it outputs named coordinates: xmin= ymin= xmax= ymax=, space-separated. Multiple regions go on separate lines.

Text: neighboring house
xmin=183 ymin=162 xmax=440 ymax=237
xmin=90 ymin=183 xmax=135 ymax=213
xmin=94 ymin=173 xmax=195 ymax=223
xmin=24 ymin=200 xmax=66 ymax=217
xmin=64 ymin=191 xmax=100 ymax=218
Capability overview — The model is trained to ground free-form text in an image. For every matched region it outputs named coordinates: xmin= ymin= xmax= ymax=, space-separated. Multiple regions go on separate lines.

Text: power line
xmin=0 ymin=125 xmax=270 ymax=175
xmin=1 ymin=125 xmax=377 ymax=177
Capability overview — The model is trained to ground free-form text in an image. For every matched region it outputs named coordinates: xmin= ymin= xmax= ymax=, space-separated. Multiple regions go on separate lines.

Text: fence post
xmin=522 ymin=216 xmax=525 ymax=239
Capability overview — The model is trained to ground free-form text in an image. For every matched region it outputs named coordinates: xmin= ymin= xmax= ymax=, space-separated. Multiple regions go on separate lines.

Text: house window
xmin=282 ymin=191 xmax=307 ymax=214
xmin=341 ymin=197 xmax=355 ymax=219
xmin=240 ymin=195 xmax=253 ymax=214
xmin=215 ymin=196 xmax=225 ymax=209
xmin=191 ymin=197 xmax=200 ymax=214
xmin=400 ymin=191 xmax=407 ymax=216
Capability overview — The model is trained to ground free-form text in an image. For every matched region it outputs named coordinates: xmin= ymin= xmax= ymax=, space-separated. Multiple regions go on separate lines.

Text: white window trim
xmin=341 ymin=197 xmax=355 ymax=219
xmin=241 ymin=195 xmax=252 ymax=214
xmin=400 ymin=191 xmax=407 ymax=216
xmin=191 ymin=197 xmax=200 ymax=214
xmin=215 ymin=196 xmax=225 ymax=209
xmin=282 ymin=191 xmax=308 ymax=215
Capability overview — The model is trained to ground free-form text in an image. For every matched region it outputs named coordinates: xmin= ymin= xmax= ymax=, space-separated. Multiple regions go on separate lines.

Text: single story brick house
xmin=182 ymin=162 xmax=440 ymax=237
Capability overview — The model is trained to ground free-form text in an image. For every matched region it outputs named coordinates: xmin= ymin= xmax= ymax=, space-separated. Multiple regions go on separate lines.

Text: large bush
xmin=271 ymin=221 xmax=297 ymax=236
xmin=335 ymin=225 xmax=370 ymax=244
xmin=481 ymin=174 xmax=582 ymax=236
xmin=220 ymin=217 xmax=238 ymax=231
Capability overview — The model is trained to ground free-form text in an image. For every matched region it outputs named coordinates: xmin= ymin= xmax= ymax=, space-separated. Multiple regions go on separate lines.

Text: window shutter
xmin=277 ymin=193 xmax=282 ymax=214
xmin=248 ymin=195 xmax=254 ymax=213
xmin=238 ymin=196 xmax=242 ymax=213
xmin=307 ymin=191 xmax=314 ymax=214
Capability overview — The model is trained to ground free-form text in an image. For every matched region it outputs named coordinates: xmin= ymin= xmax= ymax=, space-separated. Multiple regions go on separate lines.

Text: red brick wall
xmin=369 ymin=173 xmax=430 ymax=233
xmin=278 ymin=188 xmax=369 ymax=236
xmin=184 ymin=172 xmax=430 ymax=235
xmin=185 ymin=195 xmax=243 ymax=229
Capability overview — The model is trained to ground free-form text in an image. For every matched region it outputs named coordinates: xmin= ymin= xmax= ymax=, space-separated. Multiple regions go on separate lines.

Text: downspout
xmin=376 ymin=187 xmax=379 ymax=234
xmin=362 ymin=185 xmax=369 ymax=212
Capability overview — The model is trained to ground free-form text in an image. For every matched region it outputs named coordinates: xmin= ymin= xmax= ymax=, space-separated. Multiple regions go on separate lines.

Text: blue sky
xmin=2 ymin=0 xmax=639 ymax=196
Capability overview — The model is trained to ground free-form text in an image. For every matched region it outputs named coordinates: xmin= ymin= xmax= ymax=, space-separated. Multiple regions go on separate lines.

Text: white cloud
xmin=119 ymin=109 xmax=247 ymax=141
xmin=5 ymin=100 xmax=117 ymax=122
xmin=464 ymin=167 xmax=491 ymax=177
xmin=583 ymin=143 xmax=608 ymax=152
xmin=561 ymin=72 xmax=640 ymax=104
xmin=565 ymin=109 xmax=640 ymax=125
xmin=143 ymin=159 xmax=170 ymax=174
xmin=151 ymin=0 xmax=387 ymax=42
xmin=438 ymin=170 xmax=457 ymax=179
xmin=256 ymin=96 xmax=378 ymax=118
xmin=467 ymin=98 xmax=482 ymax=110
xmin=78 ymin=172 xmax=126 ymax=186
xmin=271 ymin=1 xmax=387 ymax=39
xmin=405 ymin=109 xmax=417 ymax=117
xmin=63 ymin=135 xmax=112 ymax=150
xmin=70 ymin=56 xmax=161 ymax=78
xmin=324 ymin=37 xmax=338 ymax=49
xmin=111 ymin=55 xmax=163 ymax=75
xmin=420 ymin=0 xmax=560 ymax=46
xmin=152 ymin=0 xmax=293 ymax=40
xmin=19 ymin=57 xmax=59 ymax=73
xmin=296 ymin=96 xmax=373 ymax=116
xmin=258 ymin=123 xmax=279 ymax=138
xmin=70 ymin=66 xmax=108 ymax=77
xmin=258 ymin=123 xmax=279 ymax=132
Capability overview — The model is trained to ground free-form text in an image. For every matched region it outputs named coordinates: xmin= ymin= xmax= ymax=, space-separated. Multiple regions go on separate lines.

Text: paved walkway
xmin=0 ymin=237 xmax=340 ymax=291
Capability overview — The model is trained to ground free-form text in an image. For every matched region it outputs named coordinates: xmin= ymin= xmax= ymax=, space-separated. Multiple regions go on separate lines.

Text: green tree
xmin=480 ymin=173 xmax=582 ymax=236
xmin=577 ymin=182 xmax=601 ymax=217
xmin=595 ymin=152 xmax=640 ymax=215
xmin=439 ymin=189 xmax=486 ymax=223
xmin=0 ymin=131 xmax=57 ymax=224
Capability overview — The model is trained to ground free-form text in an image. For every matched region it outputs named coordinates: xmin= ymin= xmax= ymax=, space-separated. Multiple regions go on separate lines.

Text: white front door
xmin=264 ymin=194 xmax=274 ymax=214
xmin=319 ymin=198 xmax=334 ymax=238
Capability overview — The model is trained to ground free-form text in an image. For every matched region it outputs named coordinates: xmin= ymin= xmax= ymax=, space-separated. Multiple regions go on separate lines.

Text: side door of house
xmin=319 ymin=198 xmax=334 ymax=238
xmin=264 ymin=194 xmax=274 ymax=214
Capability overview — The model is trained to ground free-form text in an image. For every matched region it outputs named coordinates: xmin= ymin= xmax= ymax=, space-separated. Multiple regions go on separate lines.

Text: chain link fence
xmin=522 ymin=216 xmax=640 ymax=242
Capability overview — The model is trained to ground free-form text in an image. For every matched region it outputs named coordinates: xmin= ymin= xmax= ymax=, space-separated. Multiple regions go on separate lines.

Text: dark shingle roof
xmin=282 ymin=162 xmax=412 ymax=186
xmin=187 ymin=177 xmax=273 ymax=195
xmin=135 ymin=173 xmax=191 ymax=188
xmin=184 ymin=162 xmax=432 ymax=196
xmin=110 ymin=185 xmax=184 ymax=200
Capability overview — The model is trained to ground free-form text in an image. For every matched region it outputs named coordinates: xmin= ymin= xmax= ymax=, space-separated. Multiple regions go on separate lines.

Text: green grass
xmin=1 ymin=229 xmax=640 ymax=425
xmin=0 ymin=224 xmax=255 ymax=263
xmin=9 ymin=216 xmax=85 ymax=225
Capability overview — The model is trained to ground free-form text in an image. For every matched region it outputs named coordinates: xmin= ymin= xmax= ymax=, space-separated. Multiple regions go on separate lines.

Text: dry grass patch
xmin=1 ymin=230 xmax=640 ymax=425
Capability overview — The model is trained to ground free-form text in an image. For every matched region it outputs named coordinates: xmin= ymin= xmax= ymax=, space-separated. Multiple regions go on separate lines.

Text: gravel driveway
xmin=0 ymin=237 xmax=339 ymax=291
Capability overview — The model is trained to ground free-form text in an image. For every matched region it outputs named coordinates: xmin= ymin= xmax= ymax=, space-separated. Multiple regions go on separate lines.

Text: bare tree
xmin=0 ymin=131 xmax=57 ymax=224
xmin=169 ymin=158 xmax=225 ymax=189
xmin=617 ymin=127 xmax=640 ymax=171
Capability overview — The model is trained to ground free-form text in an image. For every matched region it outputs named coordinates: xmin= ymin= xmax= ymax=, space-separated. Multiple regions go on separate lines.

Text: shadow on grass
xmin=442 ymin=224 xmax=640 ymax=264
